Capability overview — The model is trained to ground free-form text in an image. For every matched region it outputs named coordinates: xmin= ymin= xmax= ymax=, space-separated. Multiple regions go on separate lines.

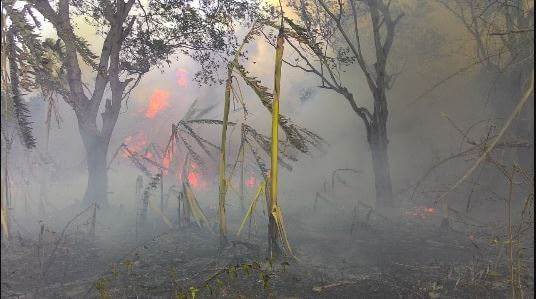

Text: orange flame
xmin=188 ymin=172 xmax=199 ymax=187
xmin=246 ymin=176 xmax=256 ymax=188
xmin=405 ymin=206 xmax=437 ymax=220
xmin=144 ymin=151 xmax=153 ymax=160
xmin=122 ymin=132 xmax=148 ymax=157
xmin=186 ymin=163 xmax=207 ymax=189
xmin=162 ymin=152 xmax=172 ymax=173
xmin=145 ymin=89 xmax=171 ymax=119
xmin=424 ymin=207 xmax=436 ymax=214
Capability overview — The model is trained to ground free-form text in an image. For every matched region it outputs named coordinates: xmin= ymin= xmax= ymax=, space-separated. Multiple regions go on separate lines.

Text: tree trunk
xmin=80 ymin=127 xmax=110 ymax=207
xmin=368 ymin=128 xmax=394 ymax=208
xmin=265 ymin=180 xmax=281 ymax=258
xmin=367 ymin=87 xmax=394 ymax=209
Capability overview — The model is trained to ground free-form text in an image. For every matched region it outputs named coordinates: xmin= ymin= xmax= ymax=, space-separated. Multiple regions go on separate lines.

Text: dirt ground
xmin=1 ymin=201 xmax=534 ymax=298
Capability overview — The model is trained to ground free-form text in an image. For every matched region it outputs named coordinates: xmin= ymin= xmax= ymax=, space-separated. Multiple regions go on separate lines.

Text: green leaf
xmin=189 ymin=286 xmax=199 ymax=299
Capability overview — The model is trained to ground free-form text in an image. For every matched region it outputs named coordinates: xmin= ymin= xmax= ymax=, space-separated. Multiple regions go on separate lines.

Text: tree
xmin=437 ymin=0 xmax=534 ymax=167
xmin=1 ymin=5 xmax=37 ymax=150
xmin=7 ymin=0 xmax=254 ymax=206
xmin=269 ymin=0 xmax=403 ymax=207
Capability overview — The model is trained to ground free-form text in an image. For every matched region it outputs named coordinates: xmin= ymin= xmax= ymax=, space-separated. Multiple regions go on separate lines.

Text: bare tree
xmin=269 ymin=0 xmax=403 ymax=207
xmin=437 ymin=0 xmax=534 ymax=167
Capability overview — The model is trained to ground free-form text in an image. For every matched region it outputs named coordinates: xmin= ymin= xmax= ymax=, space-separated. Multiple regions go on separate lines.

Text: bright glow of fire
xmin=405 ymin=206 xmax=437 ymax=220
xmin=185 ymin=163 xmax=206 ymax=189
xmin=188 ymin=172 xmax=199 ymax=187
xmin=122 ymin=132 xmax=148 ymax=157
xmin=176 ymin=68 xmax=188 ymax=88
xmin=246 ymin=176 xmax=256 ymax=188
xmin=162 ymin=151 xmax=172 ymax=175
xmin=145 ymin=89 xmax=171 ymax=119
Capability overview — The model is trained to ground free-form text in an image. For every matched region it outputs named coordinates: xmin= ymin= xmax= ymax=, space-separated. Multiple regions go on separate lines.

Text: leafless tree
xmin=268 ymin=0 xmax=404 ymax=207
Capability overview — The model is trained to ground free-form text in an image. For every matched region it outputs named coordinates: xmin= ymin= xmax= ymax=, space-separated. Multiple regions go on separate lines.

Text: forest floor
xmin=1 ymin=201 xmax=533 ymax=298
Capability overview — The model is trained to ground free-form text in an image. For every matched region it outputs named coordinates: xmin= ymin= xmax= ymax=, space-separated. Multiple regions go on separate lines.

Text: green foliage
xmin=95 ymin=277 xmax=111 ymax=299
xmin=95 ymin=258 xmax=277 ymax=298
xmin=189 ymin=286 xmax=199 ymax=299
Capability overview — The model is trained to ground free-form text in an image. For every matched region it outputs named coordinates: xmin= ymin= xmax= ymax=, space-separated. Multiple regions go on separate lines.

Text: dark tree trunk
xmin=368 ymin=89 xmax=394 ymax=208
xmin=342 ymin=88 xmax=395 ymax=208
xmin=368 ymin=131 xmax=394 ymax=208
xmin=80 ymin=126 xmax=110 ymax=207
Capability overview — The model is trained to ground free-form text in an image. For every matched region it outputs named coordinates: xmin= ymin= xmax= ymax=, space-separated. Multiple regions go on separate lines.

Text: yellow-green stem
xmin=218 ymin=65 xmax=233 ymax=246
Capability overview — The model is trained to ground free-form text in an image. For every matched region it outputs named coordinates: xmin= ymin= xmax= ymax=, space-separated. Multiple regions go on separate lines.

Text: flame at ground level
xmin=246 ymin=176 xmax=256 ymax=188
xmin=188 ymin=172 xmax=199 ymax=188
xmin=405 ymin=206 xmax=437 ymax=220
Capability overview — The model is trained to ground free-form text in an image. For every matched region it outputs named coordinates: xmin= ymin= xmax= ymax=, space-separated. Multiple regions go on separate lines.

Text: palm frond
xmin=121 ymin=144 xmax=153 ymax=177
xmin=234 ymin=62 xmax=325 ymax=154
xmin=176 ymin=131 xmax=208 ymax=173
xmin=7 ymin=29 xmax=35 ymax=149
xmin=178 ymin=121 xmax=220 ymax=157
xmin=245 ymin=139 xmax=268 ymax=180
xmin=142 ymin=173 xmax=162 ymax=203
xmin=182 ymin=119 xmax=237 ymax=126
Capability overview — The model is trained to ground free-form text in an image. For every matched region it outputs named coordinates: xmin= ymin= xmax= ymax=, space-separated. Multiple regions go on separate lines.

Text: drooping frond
xmin=7 ymin=29 xmax=36 ymax=149
xmin=243 ymin=123 xmax=298 ymax=162
xmin=245 ymin=139 xmax=269 ymax=180
xmin=142 ymin=173 xmax=162 ymax=204
xmin=233 ymin=62 xmax=325 ymax=154
xmin=176 ymin=131 xmax=208 ymax=173
xmin=191 ymin=103 xmax=218 ymax=119
xmin=178 ymin=121 xmax=219 ymax=158
xmin=121 ymin=144 xmax=153 ymax=177
xmin=182 ymin=119 xmax=237 ymax=126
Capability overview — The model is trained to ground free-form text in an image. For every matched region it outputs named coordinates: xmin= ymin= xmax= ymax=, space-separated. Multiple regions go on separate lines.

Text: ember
xmin=246 ymin=176 xmax=256 ymax=188
xmin=405 ymin=206 xmax=437 ymax=220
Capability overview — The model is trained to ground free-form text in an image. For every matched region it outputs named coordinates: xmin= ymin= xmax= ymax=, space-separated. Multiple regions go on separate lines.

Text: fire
xmin=122 ymin=132 xmax=148 ymax=156
xmin=188 ymin=172 xmax=200 ymax=187
xmin=145 ymin=89 xmax=171 ymax=119
xmin=144 ymin=151 xmax=153 ymax=160
xmin=176 ymin=68 xmax=188 ymax=88
xmin=162 ymin=152 xmax=172 ymax=170
xmin=185 ymin=162 xmax=207 ymax=189
xmin=246 ymin=176 xmax=256 ymax=188
xmin=405 ymin=206 xmax=437 ymax=220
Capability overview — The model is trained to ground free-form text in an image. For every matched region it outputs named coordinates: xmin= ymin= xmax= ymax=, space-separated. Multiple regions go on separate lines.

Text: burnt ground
xmin=1 ymin=202 xmax=534 ymax=299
